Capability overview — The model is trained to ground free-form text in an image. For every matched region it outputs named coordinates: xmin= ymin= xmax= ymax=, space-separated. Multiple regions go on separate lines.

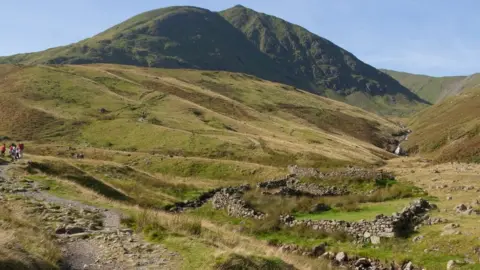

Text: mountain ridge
xmin=0 ymin=5 xmax=428 ymax=115
xmin=381 ymin=68 xmax=480 ymax=103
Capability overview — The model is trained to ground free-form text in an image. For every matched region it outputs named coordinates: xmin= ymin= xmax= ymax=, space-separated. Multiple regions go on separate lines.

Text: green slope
xmin=404 ymin=85 xmax=480 ymax=163
xmin=0 ymin=5 xmax=427 ymax=115
xmin=0 ymin=64 xmax=400 ymax=168
xmin=382 ymin=69 xmax=480 ymax=104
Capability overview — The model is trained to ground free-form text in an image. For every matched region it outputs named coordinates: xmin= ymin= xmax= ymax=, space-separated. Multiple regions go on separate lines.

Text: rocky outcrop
xmin=454 ymin=203 xmax=480 ymax=215
xmin=212 ymin=186 xmax=265 ymax=219
xmin=281 ymin=199 xmax=435 ymax=243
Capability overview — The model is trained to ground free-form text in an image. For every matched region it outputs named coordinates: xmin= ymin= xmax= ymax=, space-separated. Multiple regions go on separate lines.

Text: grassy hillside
xmin=0 ymin=5 xmax=427 ymax=115
xmin=0 ymin=64 xmax=399 ymax=170
xmin=382 ymin=69 xmax=480 ymax=104
xmin=404 ymin=85 xmax=480 ymax=163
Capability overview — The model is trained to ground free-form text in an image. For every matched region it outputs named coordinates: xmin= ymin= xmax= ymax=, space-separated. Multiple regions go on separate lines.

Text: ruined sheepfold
xmin=257 ymin=175 xmax=348 ymax=197
xmin=165 ymin=184 xmax=265 ymax=219
xmin=212 ymin=187 xmax=265 ymax=219
xmin=287 ymin=165 xmax=395 ymax=180
xmin=281 ymin=199 xmax=435 ymax=243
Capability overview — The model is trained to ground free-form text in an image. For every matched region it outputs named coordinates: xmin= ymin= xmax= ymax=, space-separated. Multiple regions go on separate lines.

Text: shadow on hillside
xmin=27 ymin=161 xmax=132 ymax=202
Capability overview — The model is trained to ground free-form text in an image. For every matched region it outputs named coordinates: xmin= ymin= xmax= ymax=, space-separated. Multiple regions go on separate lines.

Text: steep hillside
xmin=382 ymin=69 xmax=480 ymax=103
xmin=0 ymin=5 xmax=427 ymax=115
xmin=404 ymin=85 xmax=480 ymax=163
xmin=220 ymin=5 xmax=428 ymax=114
xmin=0 ymin=64 xmax=400 ymax=169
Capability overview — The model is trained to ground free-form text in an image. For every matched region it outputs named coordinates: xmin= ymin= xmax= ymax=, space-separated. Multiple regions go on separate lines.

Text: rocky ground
xmin=0 ymin=164 xmax=180 ymax=270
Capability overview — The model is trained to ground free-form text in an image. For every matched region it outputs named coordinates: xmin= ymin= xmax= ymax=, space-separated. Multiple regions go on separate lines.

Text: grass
xmin=295 ymin=198 xmax=413 ymax=221
xmin=0 ymin=199 xmax=61 ymax=269
xmin=214 ymin=254 xmax=295 ymax=270
xmin=405 ymin=85 xmax=480 ymax=163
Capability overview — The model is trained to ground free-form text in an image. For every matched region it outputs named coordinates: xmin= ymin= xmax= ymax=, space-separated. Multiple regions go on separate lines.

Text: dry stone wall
xmin=257 ymin=175 xmax=348 ymax=197
xmin=287 ymin=165 xmax=394 ymax=180
xmin=212 ymin=186 xmax=265 ymax=219
xmin=281 ymin=199 xmax=435 ymax=243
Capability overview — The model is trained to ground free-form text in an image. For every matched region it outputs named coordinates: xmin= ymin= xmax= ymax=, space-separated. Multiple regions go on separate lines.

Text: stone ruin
xmin=165 ymin=184 xmax=265 ymax=219
xmin=257 ymin=175 xmax=349 ymax=197
xmin=280 ymin=199 xmax=435 ymax=243
xmin=212 ymin=186 xmax=265 ymax=219
xmin=164 ymin=188 xmax=222 ymax=213
xmin=287 ymin=165 xmax=394 ymax=180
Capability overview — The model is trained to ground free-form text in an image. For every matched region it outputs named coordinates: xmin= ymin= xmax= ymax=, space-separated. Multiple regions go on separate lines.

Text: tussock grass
xmin=0 ymin=200 xmax=61 ymax=269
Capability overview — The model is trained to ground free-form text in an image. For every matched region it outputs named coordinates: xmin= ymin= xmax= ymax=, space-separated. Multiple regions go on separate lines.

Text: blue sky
xmin=1 ymin=0 xmax=479 ymax=76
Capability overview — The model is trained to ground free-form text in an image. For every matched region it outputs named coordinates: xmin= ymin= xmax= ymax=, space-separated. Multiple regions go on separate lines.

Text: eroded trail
xmin=0 ymin=164 xmax=181 ymax=270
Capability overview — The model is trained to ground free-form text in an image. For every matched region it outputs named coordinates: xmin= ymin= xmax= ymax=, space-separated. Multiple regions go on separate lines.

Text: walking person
xmin=9 ymin=144 xmax=16 ymax=161
xmin=15 ymin=146 xmax=21 ymax=160
xmin=0 ymin=143 xmax=5 ymax=157
xmin=18 ymin=142 xmax=24 ymax=159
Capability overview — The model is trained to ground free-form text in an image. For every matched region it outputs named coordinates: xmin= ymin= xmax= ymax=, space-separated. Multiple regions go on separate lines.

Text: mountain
xmin=0 ymin=5 xmax=428 ymax=115
xmin=382 ymin=69 xmax=480 ymax=104
xmin=404 ymin=84 xmax=480 ymax=163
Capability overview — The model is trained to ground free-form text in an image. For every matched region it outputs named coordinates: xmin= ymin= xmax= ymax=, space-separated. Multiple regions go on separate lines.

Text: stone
xmin=354 ymin=258 xmax=371 ymax=267
xmin=311 ymin=243 xmax=326 ymax=257
xmin=412 ymin=235 xmax=424 ymax=242
xmin=68 ymin=232 xmax=91 ymax=239
xmin=370 ymin=236 xmax=381 ymax=245
xmin=403 ymin=261 xmax=413 ymax=270
xmin=55 ymin=225 xmax=67 ymax=234
xmin=335 ymin=252 xmax=347 ymax=263
xmin=444 ymin=223 xmax=460 ymax=230
xmin=321 ymin=251 xmax=335 ymax=259
xmin=447 ymin=196 xmax=453 ymax=200
xmin=363 ymin=231 xmax=371 ymax=238
xmin=66 ymin=225 xmax=85 ymax=235
xmin=447 ymin=260 xmax=456 ymax=269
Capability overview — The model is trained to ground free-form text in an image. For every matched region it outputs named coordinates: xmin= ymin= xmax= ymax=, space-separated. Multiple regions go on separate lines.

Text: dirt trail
xmin=0 ymin=163 xmax=181 ymax=270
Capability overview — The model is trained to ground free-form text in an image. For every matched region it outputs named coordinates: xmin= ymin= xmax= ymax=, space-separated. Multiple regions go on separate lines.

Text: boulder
xmin=66 ymin=225 xmax=85 ymax=235
xmin=412 ymin=235 xmax=424 ymax=242
xmin=447 ymin=260 xmax=456 ymax=269
xmin=354 ymin=258 xmax=371 ymax=267
xmin=370 ymin=236 xmax=381 ymax=245
xmin=311 ymin=243 xmax=326 ymax=257
xmin=55 ymin=225 xmax=66 ymax=234
xmin=321 ymin=251 xmax=335 ymax=259
xmin=335 ymin=252 xmax=347 ymax=263
xmin=403 ymin=261 xmax=413 ymax=270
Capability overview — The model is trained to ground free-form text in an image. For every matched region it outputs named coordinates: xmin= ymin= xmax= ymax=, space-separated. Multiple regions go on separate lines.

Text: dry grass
xmin=0 ymin=199 xmax=61 ymax=269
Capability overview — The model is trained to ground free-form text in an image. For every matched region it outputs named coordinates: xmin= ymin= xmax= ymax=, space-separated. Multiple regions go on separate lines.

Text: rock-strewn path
xmin=0 ymin=164 xmax=180 ymax=270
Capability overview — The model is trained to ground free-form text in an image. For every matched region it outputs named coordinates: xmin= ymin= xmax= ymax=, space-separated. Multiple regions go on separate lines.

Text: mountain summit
xmin=0 ymin=5 xmax=428 ymax=114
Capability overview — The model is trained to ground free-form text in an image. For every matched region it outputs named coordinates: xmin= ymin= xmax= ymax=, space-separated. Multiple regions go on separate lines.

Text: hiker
xmin=15 ymin=147 xmax=21 ymax=160
xmin=9 ymin=144 xmax=16 ymax=161
xmin=0 ymin=143 xmax=5 ymax=156
xmin=18 ymin=143 xmax=24 ymax=158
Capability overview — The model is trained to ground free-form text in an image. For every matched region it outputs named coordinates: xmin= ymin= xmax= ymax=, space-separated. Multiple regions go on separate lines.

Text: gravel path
xmin=0 ymin=163 xmax=180 ymax=270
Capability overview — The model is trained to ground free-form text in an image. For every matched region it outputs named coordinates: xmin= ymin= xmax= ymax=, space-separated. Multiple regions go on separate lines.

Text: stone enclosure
xmin=281 ymin=199 xmax=436 ymax=243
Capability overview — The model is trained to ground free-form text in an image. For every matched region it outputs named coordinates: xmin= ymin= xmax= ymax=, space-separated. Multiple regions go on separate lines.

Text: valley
xmin=0 ymin=3 xmax=479 ymax=270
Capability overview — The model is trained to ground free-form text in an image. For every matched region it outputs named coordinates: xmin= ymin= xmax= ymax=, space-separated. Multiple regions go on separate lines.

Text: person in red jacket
xmin=0 ymin=144 xmax=5 ymax=156
xmin=18 ymin=143 xmax=24 ymax=158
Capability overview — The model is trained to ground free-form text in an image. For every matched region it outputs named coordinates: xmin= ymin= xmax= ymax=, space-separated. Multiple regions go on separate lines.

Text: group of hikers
xmin=1 ymin=143 xmax=25 ymax=161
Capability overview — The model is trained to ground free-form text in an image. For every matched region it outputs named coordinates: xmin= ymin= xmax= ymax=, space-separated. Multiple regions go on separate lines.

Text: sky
xmin=1 ymin=0 xmax=479 ymax=76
